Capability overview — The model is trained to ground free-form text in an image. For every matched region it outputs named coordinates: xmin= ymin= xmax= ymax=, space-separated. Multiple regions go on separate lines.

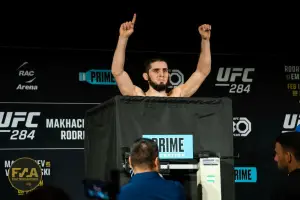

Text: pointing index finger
xmin=132 ymin=13 xmax=136 ymax=24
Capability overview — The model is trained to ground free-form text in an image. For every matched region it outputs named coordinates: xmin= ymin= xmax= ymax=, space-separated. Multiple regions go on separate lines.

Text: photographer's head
xmin=129 ymin=138 xmax=160 ymax=174
xmin=274 ymin=132 xmax=300 ymax=173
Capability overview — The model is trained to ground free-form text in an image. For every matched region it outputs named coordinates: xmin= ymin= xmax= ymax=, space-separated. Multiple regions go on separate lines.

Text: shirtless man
xmin=111 ymin=14 xmax=211 ymax=97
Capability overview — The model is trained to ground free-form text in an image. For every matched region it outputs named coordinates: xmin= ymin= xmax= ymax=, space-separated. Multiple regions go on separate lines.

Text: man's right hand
xmin=112 ymin=13 xmax=145 ymax=97
xmin=119 ymin=14 xmax=136 ymax=38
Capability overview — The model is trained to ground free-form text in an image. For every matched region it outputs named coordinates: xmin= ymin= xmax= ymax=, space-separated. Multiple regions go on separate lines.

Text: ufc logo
xmin=0 ymin=112 xmax=40 ymax=128
xmin=217 ymin=68 xmax=255 ymax=83
xmin=282 ymin=114 xmax=300 ymax=133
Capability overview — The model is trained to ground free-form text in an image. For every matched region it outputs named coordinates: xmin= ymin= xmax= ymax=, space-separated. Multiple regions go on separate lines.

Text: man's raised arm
xmin=178 ymin=24 xmax=212 ymax=97
xmin=111 ymin=14 xmax=141 ymax=96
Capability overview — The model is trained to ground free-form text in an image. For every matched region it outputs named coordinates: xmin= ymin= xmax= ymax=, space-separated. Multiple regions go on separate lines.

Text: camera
xmin=83 ymin=179 xmax=110 ymax=200
xmin=83 ymin=170 xmax=120 ymax=200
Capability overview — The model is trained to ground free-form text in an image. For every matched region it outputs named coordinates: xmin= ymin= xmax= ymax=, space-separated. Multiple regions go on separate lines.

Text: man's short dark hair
xmin=130 ymin=138 xmax=159 ymax=169
xmin=276 ymin=132 xmax=300 ymax=161
xmin=144 ymin=58 xmax=167 ymax=74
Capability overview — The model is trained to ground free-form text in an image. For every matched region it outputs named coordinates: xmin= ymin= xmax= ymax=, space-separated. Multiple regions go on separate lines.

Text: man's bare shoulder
xmin=168 ymin=86 xmax=183 ymax=97
xmin=133 ymin=86 xmax=146 ymax=96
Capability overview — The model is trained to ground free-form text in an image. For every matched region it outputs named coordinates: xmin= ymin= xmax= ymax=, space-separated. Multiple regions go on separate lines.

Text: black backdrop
xmin=0 ymin=47 xmax=299 ymax=200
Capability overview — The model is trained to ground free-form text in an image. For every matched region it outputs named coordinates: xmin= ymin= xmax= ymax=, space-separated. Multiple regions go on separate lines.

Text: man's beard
xmin=148 ymin=77 xmax=168 ymax=92
xmin=277 ymin=163 xmax=289 ymax=174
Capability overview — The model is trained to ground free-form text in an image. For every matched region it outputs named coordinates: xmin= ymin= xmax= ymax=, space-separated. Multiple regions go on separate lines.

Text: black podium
xmin=84 ymin=95 xmax=234 ymax=200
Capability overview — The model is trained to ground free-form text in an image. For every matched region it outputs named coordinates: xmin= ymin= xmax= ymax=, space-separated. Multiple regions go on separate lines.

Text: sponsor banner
xmin=79 ymin=69 xmax=116 ymax=85
xmin=233 ymin=117 xmax=252 ymax=137
xmin=234 ymin=167 xmax=257 ymax=183
xmin=16 ymin=62 xmax=39 ymax=91
xmin=215 ymin=67 xmax=255 ymax=94
xmin=0 ymin=48 xmax=117 ymax=103
xmin=282 ymin=113 xmax=300 ymax=133
xmin=284 ymin=65 xmax=300 ymax=102
xmin=142 ymin=134 xmax=193 ymax=159
xmin=168 ymin=69 xmax=185 ymax=88
xmin=0 ymin=102 xmax=98 ymax=149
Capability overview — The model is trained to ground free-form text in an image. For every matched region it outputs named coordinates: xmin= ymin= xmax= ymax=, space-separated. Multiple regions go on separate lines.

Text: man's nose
xmin=274 ymin=155 xmax=278 ymax=162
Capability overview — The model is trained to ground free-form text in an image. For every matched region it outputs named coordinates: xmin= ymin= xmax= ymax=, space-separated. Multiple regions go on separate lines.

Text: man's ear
xmin=154 ymin=157 xmax=160 ymax=169
xmin=287 ymin=152 xmax=293 ymax=163
xmin=155 ymin=157 xmax=159 ymax=164
xmin=129 ymin=156 xmax=132 ymax=168
xmin=143 ymin=73 xmax=148 ymax=81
